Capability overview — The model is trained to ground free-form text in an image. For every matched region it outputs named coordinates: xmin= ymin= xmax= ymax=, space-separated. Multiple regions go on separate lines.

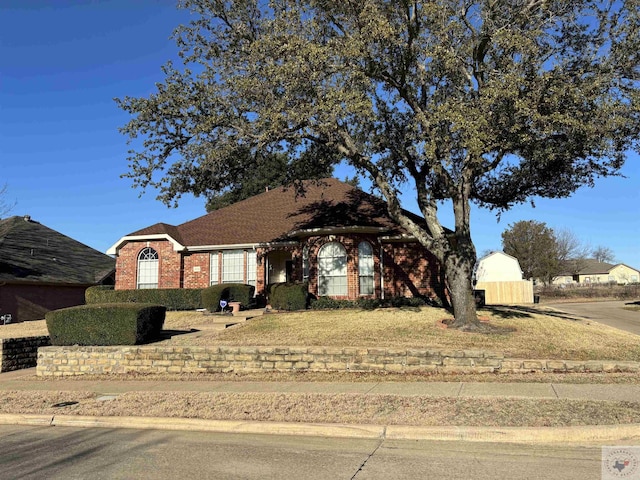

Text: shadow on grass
xmin=145 ymin=329 xmax=199 ymax=344
xmin=484 ymin=305 xmax=584 ymax=322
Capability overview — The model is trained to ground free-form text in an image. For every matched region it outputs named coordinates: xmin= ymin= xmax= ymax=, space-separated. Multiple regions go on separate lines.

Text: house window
xmin=137 ymin=247 xmax=158 ymax=289
xmin=222 ymin=250 xmax=244 ymax=283
xmin=358 ymin=241 xmax=374 ymax=295
xmin=246 ymin=251 xmax=257 ymax=287
xmin=302 ymin=245 xmax=310 ymax=282
xmin=631 ymin=275 xmax=638 ymax=283
xmin=210 ymin=252 xmax=219 ymax=285
xmin=211 ymin=250 xmax=256 ymax=286
xmin=318 ymin=242 xmax=347 ymax=296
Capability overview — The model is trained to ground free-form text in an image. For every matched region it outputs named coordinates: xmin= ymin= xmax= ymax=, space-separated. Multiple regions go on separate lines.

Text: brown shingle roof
xmin=130 ymin=223 xmax=185 ymax=244
xmin=127 ymin=179 xmax=421 ymax=247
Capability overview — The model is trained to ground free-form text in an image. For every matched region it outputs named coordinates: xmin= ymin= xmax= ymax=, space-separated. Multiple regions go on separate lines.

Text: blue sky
xmin=2 ymin=0 xmax=639 ymax=268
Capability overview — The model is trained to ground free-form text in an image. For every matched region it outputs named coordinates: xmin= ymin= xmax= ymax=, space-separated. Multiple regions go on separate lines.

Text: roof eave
xmin=379 ymin=234 xmax=418 ymax=242
xmin=288 ymin=226 xmax=390 ymax=238
xmin=106 ymin=234 xmax=186 ymax=256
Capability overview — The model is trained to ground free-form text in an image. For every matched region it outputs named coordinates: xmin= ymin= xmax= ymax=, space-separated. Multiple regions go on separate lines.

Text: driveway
xmin=549 ymin=300 xmax=640 ymax=336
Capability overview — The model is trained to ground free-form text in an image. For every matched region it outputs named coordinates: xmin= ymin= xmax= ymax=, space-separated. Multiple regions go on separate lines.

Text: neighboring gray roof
xmin=575 ymin=259 xmax=616 ymax=275
xmin=0 ymin=216 xmax=115 ymax=284
xmin=558 ymin=259 xmax=640 ymax=276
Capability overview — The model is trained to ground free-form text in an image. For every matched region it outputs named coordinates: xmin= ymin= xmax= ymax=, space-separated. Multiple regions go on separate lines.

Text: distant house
xmin=473 ymin=252 xmax=533 ymax=304
xmin=0 ymin=216 xmax=115 ymax=322
xmin=108 ymin=179 xmax=445 ymax=302
xmin=553 ymin=259 xmax=640 ymax=285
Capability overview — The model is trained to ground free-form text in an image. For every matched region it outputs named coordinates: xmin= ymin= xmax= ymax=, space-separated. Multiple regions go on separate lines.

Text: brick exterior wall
xmin=115 ymin=240 xmax=182 ymax=290
xmin=114 ymin=236 xmax=443 ymax=302
xmin=0 ymin=283 xmax=90 ymax=323
xmin=36 ymin=345 xmax=640 ymax=377
xmin=183 ymin=252 xmax=211 ymax=289
xmin=383 ymin=243 xmax=443 ymax=299
xmin=1 ymin=336 xmax=51 ymax=372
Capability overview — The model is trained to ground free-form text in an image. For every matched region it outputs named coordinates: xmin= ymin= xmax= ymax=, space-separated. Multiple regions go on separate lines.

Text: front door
xmin=267 ymin=251 xmax=292 ymax=284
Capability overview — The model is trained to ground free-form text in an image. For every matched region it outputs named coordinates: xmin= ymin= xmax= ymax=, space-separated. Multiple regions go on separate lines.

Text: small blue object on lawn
xmin=219 ymin=300 xmax=228 ymax=313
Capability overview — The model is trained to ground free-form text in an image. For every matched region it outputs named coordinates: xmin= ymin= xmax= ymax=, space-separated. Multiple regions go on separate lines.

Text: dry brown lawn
xmin=6 ymin=306 xmax=640 ymax=361
xmin=4 ymin=307 xmax=640 ymax=426
xmin=0 ymin=320 xmax=49 ymax=339
xmin=5 ymin=305 xmax=640 ymax=362
xmin=166 ymin=306 xmax=640 ymax=362
xmin=1 ymin=390 xmax=639 ymax=428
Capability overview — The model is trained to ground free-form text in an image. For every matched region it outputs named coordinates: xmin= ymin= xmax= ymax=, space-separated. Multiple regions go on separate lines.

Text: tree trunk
xmin=445 ymin=250 xmax=482 ymax=330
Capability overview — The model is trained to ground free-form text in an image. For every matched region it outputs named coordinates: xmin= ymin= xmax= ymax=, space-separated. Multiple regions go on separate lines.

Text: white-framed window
xmin=210 ymin=252 xmax=219 ymax=285
xmin=211 ymin=249 xmax=257 ymax=288
xmin=137 ymin=247 xmax=159 ymax=289
xmin=246 ymin=251 xmax=257 ymax=287
xmin=358 ymin=241 xmax=374 ymax=296
xmin=222 ymin=250 xmax=244 ymax=283
xmin=318 ymin=242 xmax=347 ymax=296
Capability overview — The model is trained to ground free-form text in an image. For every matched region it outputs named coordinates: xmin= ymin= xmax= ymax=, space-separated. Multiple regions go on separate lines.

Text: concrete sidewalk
xmin=2 ymin=368 xmax=640 ymax=402
xmin=2 ymin=368 xmax=640 ymax=444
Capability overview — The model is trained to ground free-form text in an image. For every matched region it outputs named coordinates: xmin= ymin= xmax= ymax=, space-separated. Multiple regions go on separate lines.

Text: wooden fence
xmin=474 ymin=280 xmax=534 ymax=305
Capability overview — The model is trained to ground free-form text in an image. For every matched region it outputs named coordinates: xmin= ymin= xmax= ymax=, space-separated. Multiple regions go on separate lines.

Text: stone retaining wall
xmin=1 ymin=336 xmax=51 ymax=373
xmin=36 ymin=345 xmax=640 ymax=377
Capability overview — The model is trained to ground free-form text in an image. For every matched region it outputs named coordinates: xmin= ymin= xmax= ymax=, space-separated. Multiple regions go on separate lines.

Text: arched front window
xmin=137 ymin=247 xmax=159 ymax=289
xmin=318 ymin=242 xmax=347 ymax=296
xmin=358 ymin=241 xmax=374 ymax=295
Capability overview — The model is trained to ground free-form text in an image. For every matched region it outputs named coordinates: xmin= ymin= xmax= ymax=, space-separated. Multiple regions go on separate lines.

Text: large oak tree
xmin=117 ymin=0 xmax=640 ymax=329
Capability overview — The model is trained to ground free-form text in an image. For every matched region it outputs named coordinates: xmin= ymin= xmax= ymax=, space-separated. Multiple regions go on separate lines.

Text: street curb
xmin=0 ymin=413 xmax=52 ymax=427
xmin=50 ymin=415 xmax=386 ymax=438
xmin=2 ymin=413 xmax=640 ymax=444
xmin=385 ymin=424 xmax=640 ymax=443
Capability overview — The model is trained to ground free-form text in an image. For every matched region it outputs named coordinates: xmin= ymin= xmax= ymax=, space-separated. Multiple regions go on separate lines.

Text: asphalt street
xmin=549 ymin=300 xmax=640 ymax=335
xmin=0 ymin=425 xmax=605 ymax=480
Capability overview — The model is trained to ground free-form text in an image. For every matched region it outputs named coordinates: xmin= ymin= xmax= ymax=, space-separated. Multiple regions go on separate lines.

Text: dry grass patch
xmin=5 ymin=307 xmax=639 ymax=363
xmin=206 ymin=307 xmax=640 ymax=361
xmin=29 ymin=370 xmax=640 ymax=384
xmin=1 ymin=390 xmax=639 ymax=427
xmin=0 ymin=320 xmax=49 ymax=339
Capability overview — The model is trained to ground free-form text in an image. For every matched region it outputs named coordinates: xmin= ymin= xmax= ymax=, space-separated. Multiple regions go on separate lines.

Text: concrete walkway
xmin=2 ymin=367 xmax=640 ymax=444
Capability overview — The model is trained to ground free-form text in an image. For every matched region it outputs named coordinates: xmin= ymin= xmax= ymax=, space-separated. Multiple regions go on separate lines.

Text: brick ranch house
xmin=107 ymin=179 xmax=445 ymax=302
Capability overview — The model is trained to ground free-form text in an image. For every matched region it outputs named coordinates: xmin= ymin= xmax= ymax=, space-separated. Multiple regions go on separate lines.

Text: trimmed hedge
xmin=268 ymin=283 xmax=309 ymax=311
xmin=85 ymin=286 xmax=202 ymax=311
xmin=46 ymin=303 xmax=166 ymax=346
xmin=201 ymin=284 xmax=256 ymax=312
xmin=310 ymin=296 xmax=430 ymax=310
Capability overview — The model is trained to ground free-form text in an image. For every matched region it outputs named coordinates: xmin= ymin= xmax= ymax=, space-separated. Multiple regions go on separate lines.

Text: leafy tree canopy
xmin=502 ymin=221 xmax=607 ymax=284
xmin=203 ymin=146 xmax=334 ymax=211
xmin=117 ymin=0 xmax=640 ymax=328
xmin=502 ymin=220 xmax=561 ymax=283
